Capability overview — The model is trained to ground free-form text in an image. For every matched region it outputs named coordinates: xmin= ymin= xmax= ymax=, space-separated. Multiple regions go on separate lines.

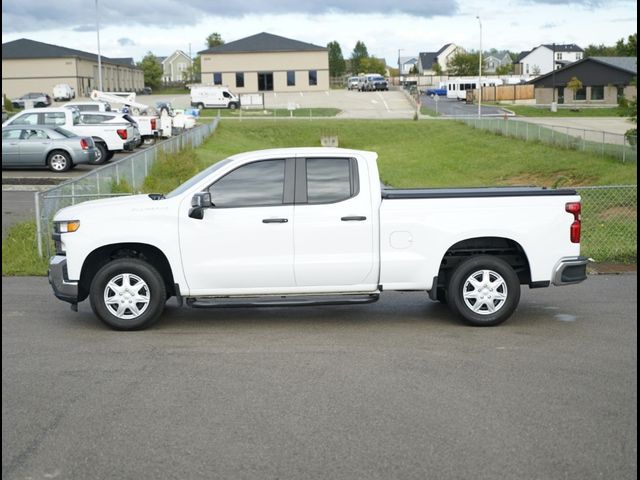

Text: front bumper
xmin=552 ymin=256 xmax=591 ymax=286
xmin=48 ymin=256 xmax=78 ymax=304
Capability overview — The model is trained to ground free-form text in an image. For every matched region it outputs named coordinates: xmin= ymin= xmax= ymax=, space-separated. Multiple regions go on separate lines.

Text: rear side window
xmin=306 ymin=158 xmax=358 ymax=204
xmin=43 ymin=112 xmax=66 ymax=126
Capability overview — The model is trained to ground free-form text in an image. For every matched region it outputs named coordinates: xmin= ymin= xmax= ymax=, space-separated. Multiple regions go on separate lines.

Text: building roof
xmin=527 ymin=56 xmax=637 ymax=85
xmin=436 ymin=43 xmax=453 ymax=55
xmin=198 ymin=32 xmax=326 ymax=55
xmin=515 ymin=51 xmax=530 ymax=62
xmin=542 ymin=43 xmax=584 ymax=52
xmin=2 ymin=38 xmax=140 ymax=67
xmin=419 ymin=52 xmax=438 ymax=70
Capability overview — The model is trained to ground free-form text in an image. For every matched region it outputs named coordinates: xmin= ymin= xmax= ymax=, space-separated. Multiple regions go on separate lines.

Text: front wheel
xmin=447 ymin=255 xmax=520 ymax=326
xmin=89 ymin=258 xmax=166 ymax=330
xmin=228 ymin=102 xmax=238 ymax=110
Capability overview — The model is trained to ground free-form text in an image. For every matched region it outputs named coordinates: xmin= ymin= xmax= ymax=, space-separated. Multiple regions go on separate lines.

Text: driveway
xmin=420 ymin=94 xmax=509 ymax=117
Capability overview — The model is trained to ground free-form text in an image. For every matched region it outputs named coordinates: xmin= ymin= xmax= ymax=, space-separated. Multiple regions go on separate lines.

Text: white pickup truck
xmin=2 ymin=107 xmax=137 ymax=164
xmin=48 ymin=148 xmax=589 ymax=330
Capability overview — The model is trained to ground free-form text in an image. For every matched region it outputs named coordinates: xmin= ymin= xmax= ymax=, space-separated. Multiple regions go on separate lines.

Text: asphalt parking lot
xmin=2 ymin=274 xmax=637 ymax=479
xmin=420 ymin=93 xmax=509 ymax=117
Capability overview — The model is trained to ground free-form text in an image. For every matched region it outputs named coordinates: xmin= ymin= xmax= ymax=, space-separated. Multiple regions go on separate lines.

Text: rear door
xmin=19 ymin=128 xmax=51 ymax=166
xmin=293 ymin=156 xmax=377 ymax=288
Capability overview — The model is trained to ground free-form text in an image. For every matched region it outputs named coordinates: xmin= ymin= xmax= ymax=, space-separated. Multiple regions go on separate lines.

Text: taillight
xmin=117 ymin=129 xmax=128 ymax=140
xmin=566 ymin=202 xmax=581 ymax=243
xmin=151 ymin=118 xmax=156 ymax=130
xmin=80 ymin=138 xmax=89 ymax=150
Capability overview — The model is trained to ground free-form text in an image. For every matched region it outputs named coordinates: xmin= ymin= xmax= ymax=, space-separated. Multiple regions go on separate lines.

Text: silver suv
xmin=11 ymin=92 xmax=52 ymax=108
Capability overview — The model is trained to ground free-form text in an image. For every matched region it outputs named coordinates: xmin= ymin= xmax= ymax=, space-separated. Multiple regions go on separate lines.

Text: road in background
xmin=2 ymin=274 xmax=637 ymax=480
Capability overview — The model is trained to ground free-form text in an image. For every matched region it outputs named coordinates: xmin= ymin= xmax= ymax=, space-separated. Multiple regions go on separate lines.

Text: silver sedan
xmin=2 ymin=125 xmax=96 ymax=172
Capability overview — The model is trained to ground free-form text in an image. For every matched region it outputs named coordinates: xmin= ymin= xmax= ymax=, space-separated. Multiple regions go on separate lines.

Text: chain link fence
xmin=35 ymin=117 xmax=220 ymax=258
xmin=459 ymin=117 xmax=637 ymax=163
xmin=577 ymin=185 xmax=637 ymax=263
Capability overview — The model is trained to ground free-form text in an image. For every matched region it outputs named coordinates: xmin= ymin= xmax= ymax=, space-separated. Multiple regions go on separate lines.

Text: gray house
xmin=527 ymin=56 xmax=637 ymax=105
xmin=161 ymin=50 xmax=193 ymax=84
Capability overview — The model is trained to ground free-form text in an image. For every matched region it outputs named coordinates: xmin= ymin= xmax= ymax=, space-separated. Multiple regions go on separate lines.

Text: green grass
xmin=2 ymin=221 xmax=49 ymax=276
xmin=420 ymin=106 xmax=441 ymax=117
xmin=152 ymin=87 xmax=190 ymax=95
xmin=198 ymin=108 xmax=341 ymax=118
xmin=500 ymin=105 xmax=626 ymax=117
xmin=190 ymin=120 xmax=636 ymax=188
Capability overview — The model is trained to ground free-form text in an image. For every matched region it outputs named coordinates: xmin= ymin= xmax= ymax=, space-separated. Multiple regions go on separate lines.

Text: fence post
xmin=35 ymin=192 xmax=43 ymax=258
xmin=71 ymin=183 xmax=76 ymax=205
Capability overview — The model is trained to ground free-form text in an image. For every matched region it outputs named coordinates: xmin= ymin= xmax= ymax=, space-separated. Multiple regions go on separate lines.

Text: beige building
xmin=2 ymin=38 xmax=144 ymax=98
xmin=199 ymin=32 xmax=329 ymax=93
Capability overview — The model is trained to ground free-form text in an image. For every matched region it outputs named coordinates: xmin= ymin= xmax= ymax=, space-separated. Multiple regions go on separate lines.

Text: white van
xmin=190 ymin=86 xmax=240 ymax=110
xmin=53 ymin=84 xmax=76 ymax=101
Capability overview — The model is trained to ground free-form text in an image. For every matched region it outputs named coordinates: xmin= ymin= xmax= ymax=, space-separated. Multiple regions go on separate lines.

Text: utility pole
xmin=477 ymin=16 xmax=482 ymax=118
xmin=95 ymin=0 xmax=103 ymax=91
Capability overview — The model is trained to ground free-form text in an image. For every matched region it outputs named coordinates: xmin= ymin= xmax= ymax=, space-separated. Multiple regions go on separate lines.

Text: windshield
xmin=165 ymin=158 xmax=234 ymax=199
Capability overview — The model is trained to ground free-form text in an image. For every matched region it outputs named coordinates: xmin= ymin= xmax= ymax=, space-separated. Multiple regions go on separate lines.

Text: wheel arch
xmin=435 ymin=236 xmax=531 ymax=291
xmin=79 ymin=243 xmax=176 ymax=302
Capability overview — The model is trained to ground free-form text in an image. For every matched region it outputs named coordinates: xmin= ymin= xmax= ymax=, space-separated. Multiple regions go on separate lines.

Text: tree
xmin=447 ymin=51 xmax=479 ymax=76
xmin=137 ymin=52 xmax=162 ymax=89
xmin=360 ymin=57 xmax=386 ymax=75
xmin=206 ymin=32 xmax=225 ymax=48
xmin=183 ymin=55 xmax=201 ymax=83
xmin=619 ymin=76 xmax=637 ymax=142
xmin=496 ymin=63 xmax=513 ymax=75
xmin=409 ymin=64 xmax=419 ymax=74
xmin=327 ymin=41 xmax=346 ymax=77
xmin=431 ymin=63 xmax=443 ymax=75
xmin=350 ymin=41 xmax=369 ymax=74
xmin=566 ymin=76 xmax=583 ymax=100
xmin=585 ymin=33 xmax=637 ymax=57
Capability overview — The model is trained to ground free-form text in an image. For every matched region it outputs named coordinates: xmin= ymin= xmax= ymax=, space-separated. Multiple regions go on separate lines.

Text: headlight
xmin=54 ymin=220 xmax=81 ymax=233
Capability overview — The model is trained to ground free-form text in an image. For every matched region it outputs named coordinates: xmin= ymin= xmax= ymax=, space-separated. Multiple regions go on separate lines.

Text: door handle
xmin=341 ymin=216 xmax=367 ymax=221
xmin=262 ymin=218 xmax=288 ymax=223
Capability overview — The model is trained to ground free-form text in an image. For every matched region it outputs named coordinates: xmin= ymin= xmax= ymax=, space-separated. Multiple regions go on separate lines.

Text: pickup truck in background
xmin=67 ymin=101 xmax=159 ymax=146
xmin=48 ymin=147 xmax=589 ymax=330
xmin=2 ymin=107 xmax=137 ymax=164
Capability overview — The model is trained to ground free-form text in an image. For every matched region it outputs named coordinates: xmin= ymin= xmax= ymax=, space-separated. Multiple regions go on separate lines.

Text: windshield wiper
xmin=148 ymin=193 xmax=165 ymax=200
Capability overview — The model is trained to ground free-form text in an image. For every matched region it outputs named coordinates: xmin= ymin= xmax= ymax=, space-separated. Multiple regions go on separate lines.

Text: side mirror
xmin=188 ymin=192 xmax=213 ymax=219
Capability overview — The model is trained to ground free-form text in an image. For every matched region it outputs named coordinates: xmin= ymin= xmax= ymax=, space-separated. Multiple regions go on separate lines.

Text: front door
xmin=179 ymin=158 xmax=296 ymax=295
xmin=293 ymin=157 xmax=376 ymax=288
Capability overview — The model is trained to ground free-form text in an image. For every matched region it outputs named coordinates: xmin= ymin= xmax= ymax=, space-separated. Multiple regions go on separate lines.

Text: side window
xmin=306 ymin=158 xmax=357 ymax=204
xmin=43 ymin=112 xmax=66 ymax=126
xmin=11 ymin=113 xmax=39 ymax=125
xmin=2 ymin=130 xmax=22 ymax=140
xmin=208 ymin=160 xmax=286 ymax=208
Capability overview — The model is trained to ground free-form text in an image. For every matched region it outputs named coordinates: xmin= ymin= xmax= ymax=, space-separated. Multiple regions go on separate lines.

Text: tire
xmin=105 ymin=150 xmax=115 ymax=161
xmin=89 ymin=258 xmax=166 ymax=331
xmin=436 ymin=287 xmax=447 ymax=304
xmin=47 ymin=150 xmax=72 ymax=172
xmin=93 ymin=143 xmax=107 ymax=165
xmin=447 ymin=255 xmax=520 ymax=326
xmin=228 ymin=102 xmax=238 ymax=110
xmin=198 ymin=103 xmax=204 ymax=110
xmin=143 ymin=136 xmax=156 ymax=146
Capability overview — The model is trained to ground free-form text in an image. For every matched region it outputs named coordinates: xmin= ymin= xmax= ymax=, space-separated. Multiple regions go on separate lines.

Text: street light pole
xmin=398 ymin=48 xmax=403 ymax=87
xmin=95 ymin=0 xmax=103 ymax=91
xmin=477 ymin=16 xmax=482 ymax=118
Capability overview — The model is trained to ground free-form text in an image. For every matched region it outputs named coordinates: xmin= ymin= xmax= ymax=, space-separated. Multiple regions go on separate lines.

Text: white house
xmin=418 ymin=44 xmax=462 ymax=74
xmin=515 ymin=44 xmax=584 ymax=76
xmin=161 ymin=50 xmax=193 ymax=83
xmin=399 ymin=56 xmax=418 ymax=74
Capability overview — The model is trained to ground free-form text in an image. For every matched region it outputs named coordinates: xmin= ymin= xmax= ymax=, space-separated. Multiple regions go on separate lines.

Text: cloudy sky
xmin=2 ymin=0 xmax=637 ymax=65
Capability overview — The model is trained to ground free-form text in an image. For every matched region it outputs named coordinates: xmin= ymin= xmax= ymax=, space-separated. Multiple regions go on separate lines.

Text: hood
xmin=53 ymin=194 xmax=161 ymax=221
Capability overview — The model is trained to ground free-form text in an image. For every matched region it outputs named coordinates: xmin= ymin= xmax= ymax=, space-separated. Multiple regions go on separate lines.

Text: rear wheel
xmin=447 ymin=255 xmax=520 ymax=326
xmin=89 ymin=258 xmax=166 ymax=330
xmin=93 ymin=143 xmax=107 ymax=165
xmin=48 ymin=150 xmax=72 ymax=172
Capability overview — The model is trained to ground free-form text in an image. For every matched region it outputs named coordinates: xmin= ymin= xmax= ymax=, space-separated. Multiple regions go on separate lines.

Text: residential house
xmin=399 ymin=56 xmax=419 ymax=75
xmin=418 ymin=44 xmax=462 ymax=74
xmin=2 ymin=38 xmax=144 ymax=97
xmin=198 ymin=32 xmax=329 ymax=93
xmin=527 ymin=56 xmax=636 ymax=105
xmin=483 ymin=51 xmax=513 ymax=74
xmin=514 ymin=44 xmax=584 ymax=76
xmin=161 ymin=50 xmax=193 ymax=84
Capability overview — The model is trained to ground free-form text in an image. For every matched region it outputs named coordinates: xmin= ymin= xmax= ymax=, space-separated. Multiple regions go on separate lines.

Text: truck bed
xmin=381 ymin=186 xmax=577 ymax=199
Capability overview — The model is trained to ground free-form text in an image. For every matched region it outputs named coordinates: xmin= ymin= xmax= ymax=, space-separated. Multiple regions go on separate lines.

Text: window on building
xmin=574 ymin=87 xmax=587 ymax=101
xmin=287 ymin=71 xmax=296 ymax=86
xmin=236 ymin=72 xmax=245 ymax=88
xmin=308 ymin=70 xmax=318 ymax=86
xmin=576 ymin=53 xmax=582 ymax=60
xmin=556 ymin=52 xmax=563 ymax=60
xmin=209 ymin=160 xmax=285 ymax=207
xmin=590 ymin=86 xmax=604 ymax=100
xmin=258 ymin=72 xmax=274 ymax=91
xmin=617 ymin=86 xmax=625 ymax=102
xmin=213 ymin=73 xmax=222 ymax=85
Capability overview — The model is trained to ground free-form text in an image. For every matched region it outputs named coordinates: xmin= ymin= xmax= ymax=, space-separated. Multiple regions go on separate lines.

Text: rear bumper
xmin=48 ymin=256 xmax=78 ymax=304
xmin=552 ymin=256 xmax=591 ymax=286
xmin=123 ymin=139 xmax=137 ymax=151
